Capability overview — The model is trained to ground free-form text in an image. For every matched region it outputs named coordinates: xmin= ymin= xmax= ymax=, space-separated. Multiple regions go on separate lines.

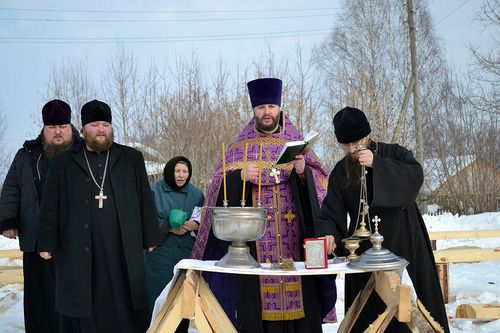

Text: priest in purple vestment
xmin=192 ymin=78 xmax=337 ymax=333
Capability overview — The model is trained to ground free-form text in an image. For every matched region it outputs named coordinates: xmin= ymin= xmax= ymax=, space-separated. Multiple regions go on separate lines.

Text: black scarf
xmin=163 ymin=156 xmax=192 ymax=191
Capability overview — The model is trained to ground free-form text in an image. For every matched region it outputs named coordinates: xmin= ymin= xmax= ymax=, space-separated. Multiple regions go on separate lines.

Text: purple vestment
xmin=193 ymin=115 xmax=336 ymax=322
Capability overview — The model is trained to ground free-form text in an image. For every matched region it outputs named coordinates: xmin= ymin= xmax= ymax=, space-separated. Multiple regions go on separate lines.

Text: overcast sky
xmin=0 ymin=0 xmax=495 ymax=156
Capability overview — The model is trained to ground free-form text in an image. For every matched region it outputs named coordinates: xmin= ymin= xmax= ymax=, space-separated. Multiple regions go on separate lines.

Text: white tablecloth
xmin=150 ymin=258 xmax=415 ymax=325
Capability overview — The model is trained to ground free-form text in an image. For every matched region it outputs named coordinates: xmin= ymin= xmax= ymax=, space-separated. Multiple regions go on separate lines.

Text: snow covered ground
xmin=1 ymin=212 xmax=499 ymax=332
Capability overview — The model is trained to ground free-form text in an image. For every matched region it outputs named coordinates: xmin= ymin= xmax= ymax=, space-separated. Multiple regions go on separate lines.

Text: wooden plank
xmin=415 ymin=299 xmax=445 ymax=333
xmin=436 ymin=263 xmax=450 ymax=303
xmin=152 ymin=286 xmax=183 ymax=333
xmin=148 ymin=272 xmax=186 ymax=333
xmin=198 ymin=277 xmax=237 ymax=333
xmin=433 ymin=247 xmax=500 ymax=263
xmin=0 ymin=267 xmax=23 ymax=285
xmin=181 ymin=270 xmax=197 ymax=319
xmin=194 ymin=299 xmax=214 ymax=333
xmin=338 ymin=273 xmax=375 ymax=333
xmin=373 ymin=271 xmax=411 ymax=322
xmin=0 ymin=249 xmax=22 ymax=259
xmin=429 ymin=230 xmax=500 ymax=240
xmin=363 ymin=304 xmax=397 ymax=333
xmin=456 ymin=303 xmax=500 ymax=319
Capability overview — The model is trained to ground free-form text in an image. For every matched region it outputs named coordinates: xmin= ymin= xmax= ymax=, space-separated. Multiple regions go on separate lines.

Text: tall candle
xmin=222 ymin=143 xmax=227 ymax=203
xmin=257 ymin=143 xmax=263 ymax=204
xmin=241 ymin=143 xmax=248 ymax=203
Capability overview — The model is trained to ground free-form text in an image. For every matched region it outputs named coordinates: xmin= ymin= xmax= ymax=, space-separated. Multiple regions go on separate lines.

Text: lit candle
xmin=222 ymin=143 xmax=227 ymax=203
xmin=257 ymin=143 xmax=263 ymax=204
xmin=241 ymin=143 xmax=248 ymax=204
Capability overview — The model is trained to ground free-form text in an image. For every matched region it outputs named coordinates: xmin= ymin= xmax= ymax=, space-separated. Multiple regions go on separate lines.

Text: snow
xmin=1 ymin=212 xmax=499 ymax=332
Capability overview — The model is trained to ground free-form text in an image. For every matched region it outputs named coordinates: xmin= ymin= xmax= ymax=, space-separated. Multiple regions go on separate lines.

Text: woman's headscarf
xmin=163 ymin=156 xmax=192 ymax=191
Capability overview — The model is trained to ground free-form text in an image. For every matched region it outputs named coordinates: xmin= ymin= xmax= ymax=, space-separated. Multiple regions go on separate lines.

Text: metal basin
xmin=212 ymin=207 xmax=267 ymax=242
xmin=211 ymin=206 xmax=268 ymax=268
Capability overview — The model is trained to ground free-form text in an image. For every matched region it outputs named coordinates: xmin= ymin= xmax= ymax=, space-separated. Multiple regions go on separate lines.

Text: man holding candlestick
xmin=192 ymin=78 xmax=336 ymax=333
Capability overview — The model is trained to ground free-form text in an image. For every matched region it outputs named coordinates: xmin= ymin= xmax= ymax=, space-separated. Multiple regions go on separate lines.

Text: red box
xmin=303 ymin=237 xmax=328 ymax=269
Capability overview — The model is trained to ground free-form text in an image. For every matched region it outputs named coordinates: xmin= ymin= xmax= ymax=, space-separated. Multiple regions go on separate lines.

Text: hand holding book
xmin=276 ymin=130 xmax=319 ymax=164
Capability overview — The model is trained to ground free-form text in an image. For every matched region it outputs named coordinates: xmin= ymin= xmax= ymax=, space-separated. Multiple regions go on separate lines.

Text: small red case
xmin=303 ymin=237 xmax=328 ymax=269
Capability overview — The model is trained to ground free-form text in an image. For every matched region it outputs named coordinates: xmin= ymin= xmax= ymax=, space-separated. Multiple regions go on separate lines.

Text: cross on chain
xmin=95 ymin=190 xmax=107 ymax=209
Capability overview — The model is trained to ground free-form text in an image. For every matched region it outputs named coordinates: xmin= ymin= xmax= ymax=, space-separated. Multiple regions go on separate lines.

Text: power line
xmin=0 ymin=13 xmax=335 ymax=23
xmin=0 ymin=28 xmax=330 ymax=41
xmin=0 ymin=6 xmax=340 ymax=14
xmin=435 ymin=0 xmax=471 ymax=25
xmin=0 ymin=32 xmax=329 ymax=45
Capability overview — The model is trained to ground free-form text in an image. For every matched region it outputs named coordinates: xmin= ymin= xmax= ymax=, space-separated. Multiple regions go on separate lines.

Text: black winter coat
xmin=38 ymin=141 xmax=162 ymax=317
xmin=314 ymin=141 xmax=450 ymax=333
xmin=0 ymin=129 xmax=81 ymax=252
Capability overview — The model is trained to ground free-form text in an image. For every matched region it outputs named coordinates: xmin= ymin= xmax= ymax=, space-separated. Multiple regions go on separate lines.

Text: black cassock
xmin=314 ymin=141 xmax=450 ymax=333
xmin=72 ymin=150 xmax=149 ymax=332
xmin=39 ymin=143 xmax=161 ymax=333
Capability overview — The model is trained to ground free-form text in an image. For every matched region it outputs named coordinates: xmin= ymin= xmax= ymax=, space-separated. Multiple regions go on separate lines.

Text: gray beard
xmin=42 ymin=139 xmax=72 ymax=158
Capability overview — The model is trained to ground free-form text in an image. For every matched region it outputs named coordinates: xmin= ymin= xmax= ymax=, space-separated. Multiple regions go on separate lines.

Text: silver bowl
xmin=211 ymin=206 xmax=268 ymax=268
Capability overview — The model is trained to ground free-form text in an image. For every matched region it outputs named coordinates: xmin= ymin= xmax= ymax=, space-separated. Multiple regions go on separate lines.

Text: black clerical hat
xmin=81 ymin=100 xmax=112 ymax=127
xmin=333 ymin=107 xmax=371 ymax=143
xmin=42 ymin=99 xmax=71 ymax=126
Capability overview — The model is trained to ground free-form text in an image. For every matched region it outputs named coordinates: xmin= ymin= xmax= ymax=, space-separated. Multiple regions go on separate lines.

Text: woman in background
xmin=145 ymin=156 xmax=204 ymax=330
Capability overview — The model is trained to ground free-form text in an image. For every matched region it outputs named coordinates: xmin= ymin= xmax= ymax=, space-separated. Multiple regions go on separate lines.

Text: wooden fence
xmin=0 ymin=249 xmax=23 ymax=286
xmin=429 ymin=229 xmax=500 ymax=319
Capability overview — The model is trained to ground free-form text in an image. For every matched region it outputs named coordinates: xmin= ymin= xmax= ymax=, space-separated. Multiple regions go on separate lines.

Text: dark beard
xmin=84 ymin=131 xmax=114 ymax=152
xmin=255 ymin=116 xmax=280 ymax=132
xmin=343 ymin=154 xmax=361 ymax=188
xmin=42 ymin=138 xmax=72 ymax=158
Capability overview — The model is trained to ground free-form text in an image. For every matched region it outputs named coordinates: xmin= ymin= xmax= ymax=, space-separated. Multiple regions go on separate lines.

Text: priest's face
xmin=174 ymin=162 xmax=189 ymax=187
xmin=342 ymin=135 xmax=370 ymax=159
xmin=253 ymin=104 xmax=280 ymax=133
xmin=43 ymin=124 xmax=73 ymax=151
xmin=83 ymin=121 xmax=114 ymax=152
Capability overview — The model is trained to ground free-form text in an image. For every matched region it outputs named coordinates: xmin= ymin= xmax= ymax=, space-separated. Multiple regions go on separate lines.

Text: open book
xmin=276 ymin=130 xmax=319 ymax=164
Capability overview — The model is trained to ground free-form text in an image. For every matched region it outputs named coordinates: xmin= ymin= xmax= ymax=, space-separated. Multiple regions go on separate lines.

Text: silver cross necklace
xmin=83 ymin=149 xmax=110 ymax=208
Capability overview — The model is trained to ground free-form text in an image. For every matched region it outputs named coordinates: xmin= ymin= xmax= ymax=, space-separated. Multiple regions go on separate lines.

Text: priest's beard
xmin=84 ymin=129 xmax=114 ymax=152
xmin=42 ymin=136 xmax=72 ymax=158
xmin=344 ymin=154 xmax=362 ymax=188
xmin=255 ymin=114 xmax=280 ymax=133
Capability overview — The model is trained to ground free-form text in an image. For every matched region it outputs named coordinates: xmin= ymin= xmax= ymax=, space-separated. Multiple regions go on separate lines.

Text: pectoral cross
xmin=270 ymin=167 xmax=281 ymax=184
xmin=95 ymin=190 xmax=107 ymax=209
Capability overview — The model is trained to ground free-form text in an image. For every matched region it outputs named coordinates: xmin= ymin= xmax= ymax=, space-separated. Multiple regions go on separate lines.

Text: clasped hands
xmin=169 ymin=220 xmax=198 ymax=236
xmin=240 ymin=154 xmax=306 ymax=182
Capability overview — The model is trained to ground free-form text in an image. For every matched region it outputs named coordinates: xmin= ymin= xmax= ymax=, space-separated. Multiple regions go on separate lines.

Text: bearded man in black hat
xmin=0 ymin=99 xmax=80 ymax=333
xmin=314 ymin=106 xmax=450 ymax=332
xmin=38 ymin=99 xmax=162 ymax=332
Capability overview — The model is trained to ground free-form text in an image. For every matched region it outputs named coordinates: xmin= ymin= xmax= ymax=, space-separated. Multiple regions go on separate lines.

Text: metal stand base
xmin=348 ymin=245 xmax=408 ymax=271
xmin=215 ymin=243 xmax=261 ymax=268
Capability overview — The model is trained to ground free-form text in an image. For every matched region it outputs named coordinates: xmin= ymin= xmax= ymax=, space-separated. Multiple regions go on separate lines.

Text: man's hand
xmin=2 ymin=228 xmax=18 ymax=239
xmin=291 ymin=155 xmax=306 ymax=175
xmin=40 ymin=251 xmax=52 ymax=260
xmin=325 ymin=235 xmax=337 ymax=255
xmin=242 ymin=163 xmax=260 ymax=182
xmin=357 ymin=149 xmax=373 ymax=168
xmin=147 ymin=246 xmax=156 ymax=252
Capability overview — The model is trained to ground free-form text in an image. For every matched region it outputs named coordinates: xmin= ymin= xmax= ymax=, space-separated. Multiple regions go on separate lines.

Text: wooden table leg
xmin=338 ymin=273 xmax=376 ymax=333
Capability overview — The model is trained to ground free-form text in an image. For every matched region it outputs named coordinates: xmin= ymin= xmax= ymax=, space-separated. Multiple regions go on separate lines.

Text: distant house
xmin=422 ymin=155 xmax=499 ymax=214
xmin=128 ymin=142 xmax=164 ymax=184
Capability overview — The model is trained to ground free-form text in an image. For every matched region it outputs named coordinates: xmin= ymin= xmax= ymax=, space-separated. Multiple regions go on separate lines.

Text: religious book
xmin=276 ymin=130 xmax=320 ymax=164
xmin=303 ymin=237 xmax=328 ymax=269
